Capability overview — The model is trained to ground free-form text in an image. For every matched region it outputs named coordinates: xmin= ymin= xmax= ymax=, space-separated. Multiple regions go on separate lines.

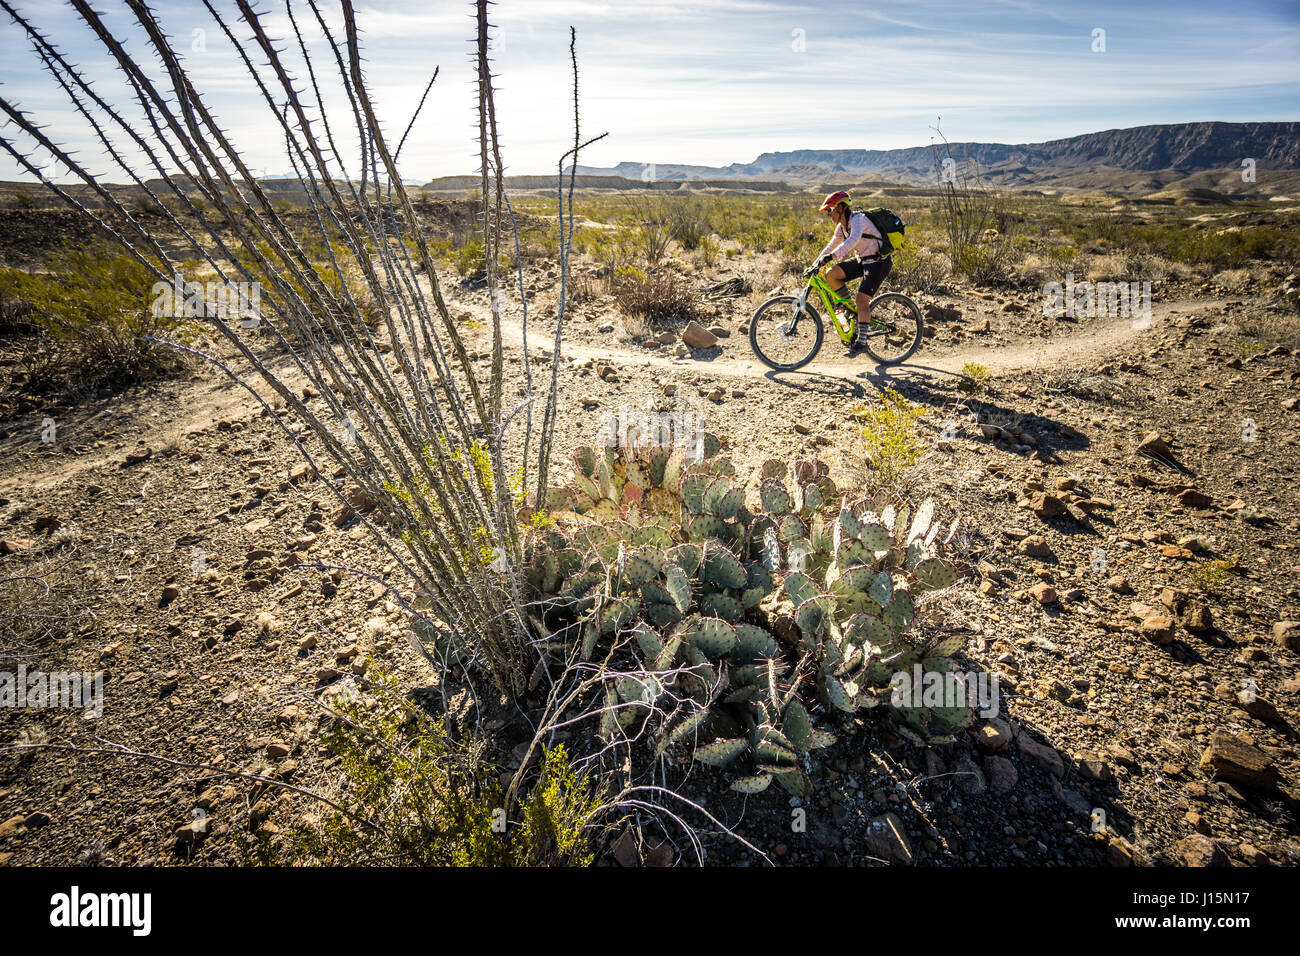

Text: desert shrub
xmin=890 ymin=240 xmax=952 ymax=294
xmin=276 ymin=677 xmax=603 ymax=866
xmin=522 ymin=432 xmax=968 ymax=800
xmin=930 ymin=134 xmax=1021 ymax=285
xmin=448 ymin=239 xmax=487 ymax=278
xmin=611 ymin=265 xmax=694 ymax=323
xmin=0 ymin=244 xmax=191 ymax=392
xmin=1189 ymin=557 xmax=1239 ymax=594
xmin=1229 ymin=309 xmax=1300 ymax=346
xmin=668 ymin=199 xmax=710 ymax=251
xmin=855 ymin=386 xmax=929 ymax=491
xmin=698 ymin=236 xmax=720 ymax=269
xmin=0 ymin=545 xmax=102 ymax=656
xmin=958 ymin=362 xmax=991 ymax=396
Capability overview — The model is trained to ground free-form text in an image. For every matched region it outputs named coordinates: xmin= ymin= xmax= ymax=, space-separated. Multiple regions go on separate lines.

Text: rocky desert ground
xmin=1 ymin=191 xmax=1298 ymax=868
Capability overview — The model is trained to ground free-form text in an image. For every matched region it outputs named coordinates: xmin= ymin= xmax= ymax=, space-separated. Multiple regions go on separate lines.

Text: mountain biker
xmin=803 ymin=190 xmax=892 ymax=353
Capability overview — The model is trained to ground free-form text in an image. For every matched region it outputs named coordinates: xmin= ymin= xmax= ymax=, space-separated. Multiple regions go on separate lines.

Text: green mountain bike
xmin=748 ymin=262 xmax=923 ymax=371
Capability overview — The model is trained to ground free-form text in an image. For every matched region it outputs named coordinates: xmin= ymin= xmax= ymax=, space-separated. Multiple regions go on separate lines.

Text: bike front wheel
xmin=748 ymin=296 xmax=824 ymax=371
xmin=862 ymin=292 xmax=923 ymax=365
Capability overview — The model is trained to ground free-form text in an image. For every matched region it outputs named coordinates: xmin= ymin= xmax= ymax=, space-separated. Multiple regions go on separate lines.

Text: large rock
xmin=1139 ymin=614 xmax=1176 ymax=645
xmin=1198 ymin=731 xmax=1277 ymax=789
xmin=1274 ymin=620 xmax=1300 ymax=653
xmin=1136 ymin=431 xmax=1172 ymax=458
xmin=1017 ymin=734 xmax=1065 ymax=778
xmin=680 ymin=321 xmax=718 ymax=349
xmin=974 ymin=717 xmax=1012 ymax=754
xmin=863 ymin=812 xmax=914 ymax=865
xmin=984 ymin=756 xmax=1018 ymax=794
xmin=1174 ymin=834 xmax=1229 ymax=867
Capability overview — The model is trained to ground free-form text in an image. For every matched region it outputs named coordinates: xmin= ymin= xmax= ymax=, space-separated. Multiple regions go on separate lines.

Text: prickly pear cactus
xmin=522 ymin=436 xmax=968 ymax=796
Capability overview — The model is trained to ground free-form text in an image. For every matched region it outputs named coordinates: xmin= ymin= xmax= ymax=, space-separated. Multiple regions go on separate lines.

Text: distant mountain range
xmin=570 ymin=121 xmax=1300 ymax=195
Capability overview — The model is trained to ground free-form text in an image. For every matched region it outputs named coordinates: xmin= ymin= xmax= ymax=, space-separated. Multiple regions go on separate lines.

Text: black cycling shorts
xmin=837 ymin=256 xmax=892 ymax=296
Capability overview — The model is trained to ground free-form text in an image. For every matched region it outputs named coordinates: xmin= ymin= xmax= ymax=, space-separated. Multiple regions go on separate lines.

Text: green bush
xmin=611 ymin=265 xmax=695 ymax=323
xmin=855 ymin=387 xmax=929 ymax=491
xmin=0 ymin=244 xmax=190 ymax=391
xmin=275 ymin=676 xmax=603 ymax=866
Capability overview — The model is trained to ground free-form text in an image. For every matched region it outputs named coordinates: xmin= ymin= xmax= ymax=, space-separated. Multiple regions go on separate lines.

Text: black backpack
xmin=863 ymin=207 xmax=905 ymax=256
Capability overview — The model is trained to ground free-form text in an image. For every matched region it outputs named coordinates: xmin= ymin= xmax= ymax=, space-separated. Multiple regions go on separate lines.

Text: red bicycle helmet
xmin=818 ymin=190 xmax=850 ymax=212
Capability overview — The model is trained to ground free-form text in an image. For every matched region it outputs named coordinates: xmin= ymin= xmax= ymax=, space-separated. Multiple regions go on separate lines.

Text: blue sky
xmin=1 ymin=0 xmax=1297 ymax=182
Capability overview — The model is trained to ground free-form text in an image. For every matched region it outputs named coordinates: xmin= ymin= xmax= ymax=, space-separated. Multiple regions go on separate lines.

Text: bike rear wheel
xmin=862 ymin=292 xmax=923 ymax=365
xmin=748 ymin=296 xmax=824 ymax=371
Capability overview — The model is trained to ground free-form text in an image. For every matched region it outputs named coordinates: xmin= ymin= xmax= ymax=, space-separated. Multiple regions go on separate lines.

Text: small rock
xmin=984 ymin=756 xmax=1018 ymax=793
xmin=974 ymin=718 xmax=1012 ymax=753
xmin=1019 ymin=535 xmax=1052 ymax=558
xmin=863 ymin=812 xmax=914 ymax=865
xmin=1174 ymin=834 xmax=1228 ymax=867
xmin=953 ymin=754 xmax=986 ymax=795
xmin=1136 ymin=431 xmax=1172 ymax=458
xmin=1177 ymin=488 xmax=1214 ymax=508
xmin=1139 ymin=614 xmax=1176 ymax=645
xmin=1029 ymin=582 xmax=1058 ymax=605
xmin=1017 ymin=734 xmax=1065 ymax=778
xmin=1273 ymin=620 xmax=1300 ymax=653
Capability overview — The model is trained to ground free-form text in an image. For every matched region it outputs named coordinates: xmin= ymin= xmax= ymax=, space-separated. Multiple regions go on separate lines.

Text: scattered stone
xmin=1174 ymin=834 xmax=1228 ymax=867
xmin=1136 ymin=431 xmax=1172 ymax=458
xmin=863 ymin=812 xmax=914 ymax=865
xmin=984 ymin=756 xmax=1018 ymax=794
xmin=1029 ymin=582 xmax=1058 ymax=605
xmin=1020 ymin=535 xmax=1052 ymax=558
xmin=681 ymin=321 xmax=718 ymax=349
xmin=1177 ymin=488 xmax=1214 ymax=508
xmin=1139 ymin=614 xmax=1176 ymax=645
xmin=1028 ymin=492 xmax=1067 ymax=518
xmin=953 ymin=754 xmax=986 ymax=795
xmin=1198 ymin=731 xmax=1277 ymax=789
xmin=1017 ymin=734 xmax=1065 ymax=778
xmin=974 ymin=718 xmax=1012 ymax=753
xmin=1273 ymin=620 xmax=1300 ymax=653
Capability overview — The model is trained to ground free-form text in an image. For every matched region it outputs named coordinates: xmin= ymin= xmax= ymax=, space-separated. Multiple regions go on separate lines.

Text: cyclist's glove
xmin=802 ymin=258 xmax=828 ymax=278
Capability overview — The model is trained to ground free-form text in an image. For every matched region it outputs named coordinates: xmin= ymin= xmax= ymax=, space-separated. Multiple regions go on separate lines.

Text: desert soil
xmin=1 ymin=254 xmax=1298 ymax=867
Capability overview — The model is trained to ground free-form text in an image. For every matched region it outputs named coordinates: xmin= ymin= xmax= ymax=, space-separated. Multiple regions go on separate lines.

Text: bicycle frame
xmin=789 ymin=260 xmax=891 ymax=344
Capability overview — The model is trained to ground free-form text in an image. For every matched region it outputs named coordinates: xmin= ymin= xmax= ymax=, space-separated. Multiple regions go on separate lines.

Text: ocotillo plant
xmin=0 ymin=0 xmax=596 ymax=695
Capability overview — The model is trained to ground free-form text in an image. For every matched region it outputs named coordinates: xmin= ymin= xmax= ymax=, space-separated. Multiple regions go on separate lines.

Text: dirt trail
xmin=0 ymin=294 xmax=1226 ymax=500
xmin=489 ymin=296 xmax=1229 ymax=384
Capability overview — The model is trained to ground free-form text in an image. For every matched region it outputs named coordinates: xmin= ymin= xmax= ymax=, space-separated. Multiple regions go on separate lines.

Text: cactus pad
xmin=760 ymin=478 xmax=792 ymax=515
xmin=694 ymin=736 xmax=747 ymax=766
